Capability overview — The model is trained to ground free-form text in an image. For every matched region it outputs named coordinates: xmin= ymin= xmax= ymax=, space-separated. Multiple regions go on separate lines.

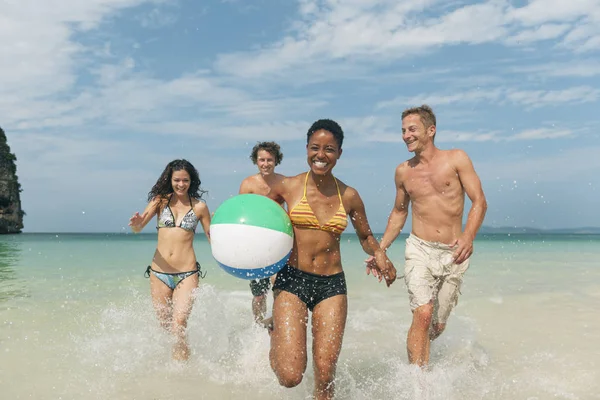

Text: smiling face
xmin=401 ymin=113 xmax=436 ymax=154
xmin=256 ymin=149 xmax=276 ymax=176
xmin=306 ymin=129 xmax=342 ymax=175
xmin=171 ymin=169 xmax=191 ymax=196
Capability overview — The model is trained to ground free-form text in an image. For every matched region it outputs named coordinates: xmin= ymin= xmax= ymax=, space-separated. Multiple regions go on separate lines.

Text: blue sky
xmin=2 ymin=0 xmax=599 ymax=233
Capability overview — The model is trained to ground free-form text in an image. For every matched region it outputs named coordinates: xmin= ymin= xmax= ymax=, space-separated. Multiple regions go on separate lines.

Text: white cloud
xmin=2 ymin=0 xmax=598 ymax=233
xmin=0 ymin=0 xmax=331 ymax=136
xmin=3 ymin=59 xmax=328 ymax=135
xmin=214 ymin=0 xmax=600 ymax=79
xmin=1 ymin=1 xmax=291 ymax=142
xmin=379 ymin=88 xmax=504 ymax=109
xmin=505 ymin=86 xmax=600 ymax=107
xmin=436 ymin=127 xmax=577 ymax=143
xmin=505 ymin=23 xmax=571 ymax=45
xmin=325 ymin=114 xmax=579 ymax=144
xmin=560 ymin=14 xmax=600 ymax=53
xmin=410 ymin=1 xmax=509 ymax=45
xmin=438 ymin=127 xmax=579 ymax=143
xmin=0 ymin=0 xmax=150 ymax=97
xmin=510 ymin=60 xmax=600 ymax=77
xmin=3 ymin=0 xmax=598 ymax=141
xmin=505 ymin=128 xmax=573 ymax=141
xmin=438 ymin=130 xmax=500 ymax=143
xmin=215 ymin=0 xmax=502 ymax=78
xmin=0 ymin=0 xmax=153 ymax=136
xmin=126 ymin=120 xmax=309 ymax=141
xmin=379 ymin=85 xmax=600 ymax=110
xmin=137 ymin=6 xmax=179 ymax=28
xmin=507 ymin=0 xmax=597 ymax=25
xmin=10 ymin=132 xmax=137 ymax=180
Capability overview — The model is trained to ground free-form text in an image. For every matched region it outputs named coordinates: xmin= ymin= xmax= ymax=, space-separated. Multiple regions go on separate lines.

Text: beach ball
xmin=210 ymin=194 xmax=293 ymax=279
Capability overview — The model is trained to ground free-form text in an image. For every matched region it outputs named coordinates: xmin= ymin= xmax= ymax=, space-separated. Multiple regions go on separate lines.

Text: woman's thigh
xmin=311 ymin=294 xmax=348 ymax=373
xmin=270 ymin=290 xmax=309 ymax=373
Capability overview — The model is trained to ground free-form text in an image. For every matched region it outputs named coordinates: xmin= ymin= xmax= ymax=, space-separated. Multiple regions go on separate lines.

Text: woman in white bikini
xmin=129 ymin=159 xmax=211 ymax=361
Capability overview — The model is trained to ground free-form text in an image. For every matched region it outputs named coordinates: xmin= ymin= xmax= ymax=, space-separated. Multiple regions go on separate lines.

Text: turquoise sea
xmin=1 ymin=233 xmax=599 ymax=399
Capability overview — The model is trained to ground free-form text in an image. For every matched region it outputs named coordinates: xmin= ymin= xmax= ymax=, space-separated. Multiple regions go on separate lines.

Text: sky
xmin=2 ymin=0 xmax=599 ymax=233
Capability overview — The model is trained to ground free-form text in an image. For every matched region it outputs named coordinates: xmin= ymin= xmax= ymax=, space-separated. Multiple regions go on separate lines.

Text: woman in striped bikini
xmin=268 ymin=119 xmax=397 ymax=400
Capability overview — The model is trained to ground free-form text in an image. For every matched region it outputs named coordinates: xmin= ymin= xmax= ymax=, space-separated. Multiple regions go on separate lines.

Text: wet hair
xmin=147 ymin=159 xmax=207 ymax=208
xmin=402 ymin=104 xmax=437 ymax=130
xmin=307 ymin=119 xmax=344 ymax=149
xmin=250 ymin=141 xmax=283 ymax=165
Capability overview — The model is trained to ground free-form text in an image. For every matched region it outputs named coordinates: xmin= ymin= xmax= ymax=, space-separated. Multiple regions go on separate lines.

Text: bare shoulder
xmin=192 ymin=198 xmax=209 ymax=214
xmin=240 ymin=174 xmax=256 ymax=185
xmin=240 ymin=174 xmax=258 ymax=190
xmin=446 ymin=148 xmax=470 ymax=162
xmin=268 ymin=172 xmax=301 ymax=198
xmin=398 ymin=159 xmax=414 ymax=172
xmin=395 ymin=159 xmax=412 ymax=180
xmin=149 ymin=195 xmax=166 ymax=208
xmin=336 ymin=178 xmax=361 ymax=203
xmin=288 ymin=172 xmax=306 ymax=180
xmin=273 ymin=172 xmax=286 ymax=182
xmin=269 ymin=173 xmax=287 ymax=187
xmin=336 ymin=177 xmax=352 ymax=192
xmin=281 ymin=172 xmax=304 ymax=187
xmin=444 ymin=149 xmax=474 ymax=172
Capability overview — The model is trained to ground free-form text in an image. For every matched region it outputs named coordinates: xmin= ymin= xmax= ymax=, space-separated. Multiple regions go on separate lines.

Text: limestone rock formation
xmin=0 ymin=127 xmax=24 ymax=234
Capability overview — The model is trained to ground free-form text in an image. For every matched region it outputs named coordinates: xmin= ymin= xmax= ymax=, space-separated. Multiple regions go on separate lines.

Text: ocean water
xmin=1 ymin=232 xmax=599 ymax=400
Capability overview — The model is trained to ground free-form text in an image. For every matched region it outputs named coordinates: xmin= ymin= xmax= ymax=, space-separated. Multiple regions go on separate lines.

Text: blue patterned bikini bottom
xmin=144 ymin=263 xmax=206 ymax=290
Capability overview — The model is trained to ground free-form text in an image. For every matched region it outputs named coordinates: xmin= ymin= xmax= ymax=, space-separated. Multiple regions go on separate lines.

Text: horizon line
xmin=6 ymin=228 xmax=600 ymax=235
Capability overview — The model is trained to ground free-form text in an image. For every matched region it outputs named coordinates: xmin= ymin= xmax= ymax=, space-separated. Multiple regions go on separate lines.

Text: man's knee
xmin=253 ymin=294 xmax=267 ymax=303
xmin=412 ymin=303 xmax=434 ymax=327
xmin=250 ymin=278 xmax=271 ymax=297
xmin=430 ymin=322 xmax=446 ymax=340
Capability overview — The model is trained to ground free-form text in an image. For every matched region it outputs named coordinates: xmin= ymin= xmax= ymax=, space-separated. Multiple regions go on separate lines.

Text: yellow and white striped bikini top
xmin=288 ymin=172 xmax=348 ymax=235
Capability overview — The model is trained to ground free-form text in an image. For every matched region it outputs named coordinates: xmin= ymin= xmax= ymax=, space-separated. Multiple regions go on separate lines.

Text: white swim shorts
xmin=404 ymin=234 xmax=470 ymax=324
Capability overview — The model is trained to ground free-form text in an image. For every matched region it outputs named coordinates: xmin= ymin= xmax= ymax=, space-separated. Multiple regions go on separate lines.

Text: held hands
xmin=365 ymin=250 xmax=397 ymax=287
xmin=128 ymin=212 xmax=144 ymax=233
xmin=365 ymin=256 xmax=379 ymax=279
xmin=451 ymin=233 xmax=474 ymax=264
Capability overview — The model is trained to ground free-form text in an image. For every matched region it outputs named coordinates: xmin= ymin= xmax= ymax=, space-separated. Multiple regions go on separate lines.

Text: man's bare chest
xmin=404 ymin=168 xmax=460 ymax=198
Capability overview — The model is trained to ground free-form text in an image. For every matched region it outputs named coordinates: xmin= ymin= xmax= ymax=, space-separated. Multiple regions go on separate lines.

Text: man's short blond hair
xmin=402 ymin=104 xmax=436 ymax=129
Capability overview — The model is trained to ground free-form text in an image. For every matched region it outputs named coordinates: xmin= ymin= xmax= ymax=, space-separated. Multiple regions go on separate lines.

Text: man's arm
xmin=452 ymin=150 xmax=487 ymax=263
xmin=379 ymin=164 xmax=410 ymax=251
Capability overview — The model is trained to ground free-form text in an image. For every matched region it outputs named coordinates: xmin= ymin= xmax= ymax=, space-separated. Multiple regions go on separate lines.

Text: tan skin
xmin=269 ymin=130 xmax=396 ymax=400
xmin=129 ymin=169 xmax=211 ymax=361
xmin=239 ymin=149 xmax=285 ymax=327
xmin=368 ymin=113 xmax=487 ymax=367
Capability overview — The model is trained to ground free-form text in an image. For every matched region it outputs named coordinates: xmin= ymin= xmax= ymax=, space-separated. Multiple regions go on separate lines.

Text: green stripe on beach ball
xmin=211 ymin=194 xmax=292 ymax=236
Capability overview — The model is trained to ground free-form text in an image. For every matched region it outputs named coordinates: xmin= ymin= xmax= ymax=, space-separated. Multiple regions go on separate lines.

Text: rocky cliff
xmin=0 ymin=127 xmax=24 ymax=234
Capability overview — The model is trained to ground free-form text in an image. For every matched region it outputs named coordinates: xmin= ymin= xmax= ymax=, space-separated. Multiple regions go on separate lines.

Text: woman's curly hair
xmin=147 ymin=159 xmax=207 ymax=210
